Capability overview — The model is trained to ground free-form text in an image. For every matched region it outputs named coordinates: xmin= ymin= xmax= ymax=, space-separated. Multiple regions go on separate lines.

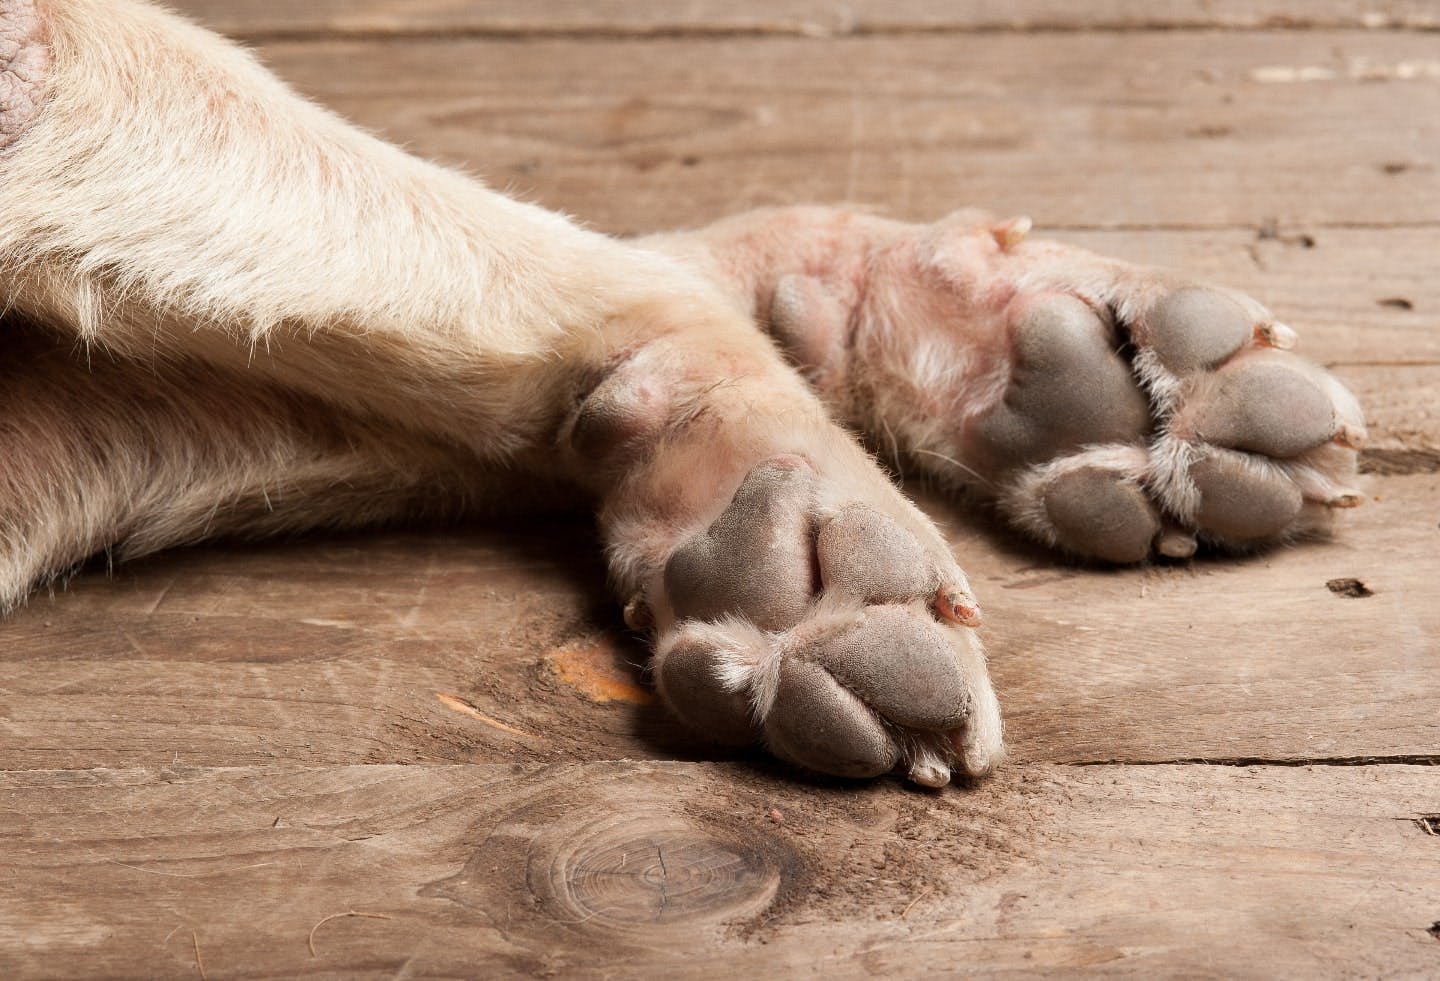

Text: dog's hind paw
xmin=982 ymin=284 xmax=1365 ymax=561
xmin=762 ymin=212 xmax=1365 ymax=562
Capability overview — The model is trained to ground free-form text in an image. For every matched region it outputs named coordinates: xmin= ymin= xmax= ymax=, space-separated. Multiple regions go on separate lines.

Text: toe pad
xmin=654 ymin=631 xmax=758 ymax=747
xmin=1188 ymin=356 xmax=1337 ymax=459
xmin=1042 ymin=467 xmax=1160 ymax=563
xmin=764 ymin=659 xmax=901 ymax=778
xmin=1144 ymin=288 xmax=1253 ymax=374
xmin=816 ymin=505 xmax=938 ymax=604
xmin=798 ymin=606 xmax=973 ymax=731
xmin=1190 ymin=453 xmax=1303 ymax=542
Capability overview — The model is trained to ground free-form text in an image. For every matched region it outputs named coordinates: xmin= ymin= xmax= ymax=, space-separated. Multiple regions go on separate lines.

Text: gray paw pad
xmin=816 ymin=505 xmax=938 ymax=604
xmin=570 ymin=357 xmax=670 ymax=463
xmin=653 ymin=634 xmax=757 ymax=747
xmin=950 ymin=266 xmax=1360 ymax=562
xmin=971 ymin=295 xmax=1150 ymax=470
xmin=664 ymin=460 xmax=818 ymax=631
xmin=1145 ymin=288 xmax=1252 ymax=373
xmin=1190 ymin=453 xmax=1303 ymax=541
xmin=763 ymin=659 xmax=901 ymax=778
xmin=1043 ymin=467 xmax=1160 ymax=563
xmin=1189 ymin=358 xmax=1337 ymax=459
xmin=797 ymin=606 xmax=972 ymax=730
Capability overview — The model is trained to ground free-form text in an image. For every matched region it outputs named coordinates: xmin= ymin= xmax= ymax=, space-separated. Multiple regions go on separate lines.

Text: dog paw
xmin=809 ymin=216 xmax=1367 ymax=562
xmin=643 ymin=457 xmax=1002 ymax=786
xmin=987 ymin=284 xmax=1363 ymax=560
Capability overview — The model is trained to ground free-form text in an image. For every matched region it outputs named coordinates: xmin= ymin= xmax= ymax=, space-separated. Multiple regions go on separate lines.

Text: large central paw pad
xmin=971 ymin=282 xmax=1363 ymax=562
xmin=650 ymin=459 xmax=1000 ymax=787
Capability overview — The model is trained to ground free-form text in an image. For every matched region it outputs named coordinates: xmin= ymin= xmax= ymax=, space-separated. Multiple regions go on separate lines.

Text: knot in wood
xmin=526 ymin=807 xmax=786 ymax=940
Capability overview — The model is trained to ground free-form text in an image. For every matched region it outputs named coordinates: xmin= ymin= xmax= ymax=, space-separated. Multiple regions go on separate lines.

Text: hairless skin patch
xmin=0 ymin=0 xmax=47 ymax=151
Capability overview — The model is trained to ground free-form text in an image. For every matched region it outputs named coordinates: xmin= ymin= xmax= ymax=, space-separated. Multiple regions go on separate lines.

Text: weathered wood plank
xmin=170 ymin=0 xmax=1440 ymax=38
xmin=0 ymin=525 xmax=684 ymax=770
xmin=229 ymin=32 xmax=1440 ymax=231
xmin=1055 ymin=228 xmax=1440 ymax=363
xmin=1 ymin=470 xmax=1434 ymax=769
xmin=2 ymin=761 xmax=1436 ymax=978
xmin=5 ymin=7 xmax=1434 ymax=976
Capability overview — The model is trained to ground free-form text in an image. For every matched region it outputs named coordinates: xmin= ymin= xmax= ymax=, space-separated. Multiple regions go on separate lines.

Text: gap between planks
xmin=220 ymin=22 xmax=1440 ymax=45
xmin=173 ymin=0 xmax=1440 ymax=43
xmin=1068 ymin=755 xmax=1440 ymax=767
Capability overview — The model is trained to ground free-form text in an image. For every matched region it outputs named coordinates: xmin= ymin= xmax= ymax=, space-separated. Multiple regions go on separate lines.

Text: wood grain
xmin=5 ymin=4 xmax=1439 ymax=975
xmin=228 ymin=31 xmax=1440 ymax=232
xmin=3 ymin=761 xmax=1436 ymax=977
xmin=171 ymin=0 xmax=1440 ymax=38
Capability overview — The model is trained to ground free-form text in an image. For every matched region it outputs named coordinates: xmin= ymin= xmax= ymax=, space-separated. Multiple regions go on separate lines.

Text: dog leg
xmin=647 ymin=207 xmax=1364 ymax=562
xmin=0 ymin=317 xmax=510 ymax=610
xmin=0 ymin=1 xmax=1001 ymax=783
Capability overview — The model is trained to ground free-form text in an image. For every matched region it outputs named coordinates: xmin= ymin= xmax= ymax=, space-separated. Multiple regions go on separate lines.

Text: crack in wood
xmin=1359 ymin=447 xmax=1440 ymax=475
xmin=1068 ymin=755 xmax=1440 ymax=767
xmin=226 ymin=22 xmax=1440 ymax=46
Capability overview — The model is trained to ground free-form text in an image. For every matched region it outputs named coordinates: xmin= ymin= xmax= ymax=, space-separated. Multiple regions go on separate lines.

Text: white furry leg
xmin=0 ymin=0 xmax=728 ymax=464
xmin=0 ymin=320 xmax=496 ymax=610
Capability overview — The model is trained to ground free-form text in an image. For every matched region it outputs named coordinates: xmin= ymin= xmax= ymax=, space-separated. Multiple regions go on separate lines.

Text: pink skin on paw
xmin=1 ymin=0 xmax=48 ymax=151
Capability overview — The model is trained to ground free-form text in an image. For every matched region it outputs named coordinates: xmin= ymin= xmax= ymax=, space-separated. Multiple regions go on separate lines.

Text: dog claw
xmin=623 ymin=595 xmax=653 ymax=630
xmin=991 ymin=215 xmax=1032 ymax=251
xmin=1333 ymin=423 xmax=1366 ymax=450
xmin=908 ymin=748 xmax=952 ymax=788
xmin=1156 ymin=526 xmax=1198 ymax=559
xmin=1254 ymin=321 xmax=1298 ymax=350
xmin=1326 ymin=490 xmax=1364 ymax=509
xmin=933 ymin=586 xmax=982 ymax=627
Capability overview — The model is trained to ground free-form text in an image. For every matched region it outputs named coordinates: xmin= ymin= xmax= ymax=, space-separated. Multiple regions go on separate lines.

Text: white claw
xmin=1326 ymin=490 xmax=1364 ymax=509
xmin=991 ymin=215 xmax=1033 ymax=251
xmin=1156 ymin=529 xmax=1198 ymax=559
xmin=1333 ymin=423 xmax=1367 ymax=450
xmin=908 ymin=746 xmax=951 ymax=788
xmin=1254 ymin=321 xmax=1299 ymax=350
xmin=933 ymin=585 xmax=982 ymax=627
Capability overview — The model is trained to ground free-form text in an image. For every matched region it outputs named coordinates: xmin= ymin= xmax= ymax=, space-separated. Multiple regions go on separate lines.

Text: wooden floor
xmin=5 ymin=2 xmax=1439 ymax=977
